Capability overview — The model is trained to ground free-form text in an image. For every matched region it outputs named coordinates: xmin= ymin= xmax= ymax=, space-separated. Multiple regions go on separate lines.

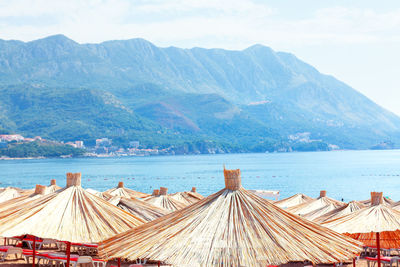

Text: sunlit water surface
xmin=1 ymin=150 xmax=400 ymax=201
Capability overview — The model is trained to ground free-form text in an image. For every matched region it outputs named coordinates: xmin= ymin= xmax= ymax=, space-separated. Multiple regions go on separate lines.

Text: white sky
xmin=0 ymin=0 xmax=399 ymax=115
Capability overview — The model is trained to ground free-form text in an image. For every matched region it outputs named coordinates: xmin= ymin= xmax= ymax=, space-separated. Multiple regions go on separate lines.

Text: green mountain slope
xmin=0 ymin=35 xmax=399 ymax=151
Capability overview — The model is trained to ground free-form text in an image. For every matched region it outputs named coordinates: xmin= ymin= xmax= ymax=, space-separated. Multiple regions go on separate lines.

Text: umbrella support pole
xmin=158 ymin=261 xmax=160 ymax=267
xmin=353 ymin=257 xmax=356 ymax=267
xmin=66 ymin=241 xmax=71 ymax=267
xmin=118 ymin=258 xmax=121 ymax=267
xmin=377 ymin=232 xmax=381 ymax=267
xmin=32 ymin=238 xmax=36 ymax=267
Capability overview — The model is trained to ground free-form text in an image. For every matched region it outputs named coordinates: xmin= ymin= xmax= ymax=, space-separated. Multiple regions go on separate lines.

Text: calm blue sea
xmin=1 ymin=150 xmax=400 ymax=202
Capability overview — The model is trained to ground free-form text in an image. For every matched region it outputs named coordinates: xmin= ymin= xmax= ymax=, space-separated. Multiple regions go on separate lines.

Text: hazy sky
xmin=1 ymin=0 xmax=399 ymax=115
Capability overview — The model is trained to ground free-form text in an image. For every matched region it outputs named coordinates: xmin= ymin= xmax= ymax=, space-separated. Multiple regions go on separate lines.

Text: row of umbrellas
xmin=0 ymin=170 xmax=383 ymax=266
xmin=98 ymin=169 xmax=360 ymax=266
xmin=1 ymin=178 xmax=204 ymax=223
xmin=277 ymin=191 xmax=400 ymax=267
xmin=87 ymin=181 xmax=203 ymax=215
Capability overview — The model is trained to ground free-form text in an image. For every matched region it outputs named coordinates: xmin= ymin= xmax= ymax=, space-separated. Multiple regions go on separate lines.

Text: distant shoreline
xmin=1 ymin=148 xmax=399 ymax=160
xmin=0 ymin=156 xmax=46 ymax=160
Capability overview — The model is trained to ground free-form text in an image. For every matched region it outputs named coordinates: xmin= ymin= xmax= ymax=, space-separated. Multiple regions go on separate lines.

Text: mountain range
xmin=0 ymin=34 xmax=399 ymax=153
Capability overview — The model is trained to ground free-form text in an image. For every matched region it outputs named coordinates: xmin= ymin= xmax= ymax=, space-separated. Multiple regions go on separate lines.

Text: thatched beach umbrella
xmin=323 ymin=192 xmax=400 ymax=267
xmin=0 ymin=173 xmax=145 ymax=267
xmin=47 ymin=179 xmax=61 ymax=193
xmin=87 ymin=188 xmax=112 ymax=201
xmin=360 ymin=196 xmax=394 ymax=206
xmin=108 ymin=196 xmax=169 ymax=222
xmin=0 ymin=187 xmax=21 ymax=203
xmin=170 ymin=187 xmax=204 ymax=206
xmin=105 ymin=181 xmax=149 ymax=199
xmin=275 ymin=193 xmax=314 ymax=209
xmin=99 ymin=168 xmax=362 ymax=267
xmin=302 ymin=204 xmax=342 ymax=222
xmin=287 ymin=190 xmax=345 ymax=217
xmin=389 ymin=201 xmax=400 ymax=211
xmin=314 ymin=201 xmax=366 ymax=224
xmin=0 ymin=184 xmax=48 ymax=213
xmin=142 ymin=187 xmax=186 ymax=212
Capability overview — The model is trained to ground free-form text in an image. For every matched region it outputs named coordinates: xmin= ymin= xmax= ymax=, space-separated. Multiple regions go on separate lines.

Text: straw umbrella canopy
xmin=108 ymin=196 xmax=170 ymax=222
xmin=275 ymin=193 xmax=314 ymax=209
xmin=0 ymin=187 xmax=21 ymax=203
xmin=99 ymin=168 xmax=362 ymax=267
xmin=87 ymin=188 xmax=112 ymax=201
xmin=323 ymin=192 xmax=400 ymax=267
xmin=169 ymin=187 xmax=204 ymax=206
xmin=0 ymin=173 xmax=145 ymax=243
xmin=314 ymin=201 xmax=366 ymax=224
xmin=0 ymin=184 xmax=49 ymax=213
xmin=389 ymin=201 xmax=400 ymax=211
xmin=302 ymin=204 xmax=341 ymax=222
xmin=47 ymin=179 xmax=62 ymax=193
xmin=105 ymin=181 xmax=149 ymax=199
xmin=142 ymin=187 xmax=186 ymax=212
xmin=360 ymin=196 xmax=394 ymax=206
xmin=287 ymin=190 xmax=345 ymax=217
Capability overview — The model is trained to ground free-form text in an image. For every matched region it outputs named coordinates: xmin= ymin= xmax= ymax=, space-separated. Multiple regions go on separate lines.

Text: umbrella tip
xmin=160 ymin=187 xmax=168 ymax=195
xmin=371 ymin=192 xmax=383 ymax=206
xmin=66 ymin=172 xmax=82 ymax=187
xmin=118 ymin=181 xmax=124 ymax=188
xmin=191 ymin=187 xmax=196 ymax=192
xmin=34 ymin=184 xmax=47 ymax=195
xmin=319 ymin=190 xmax=327 ymax=198
xmin=50 ymin=179 xmax=56 ymax=186
xmin=224 ymin=168 xmax=241 ymax=190
xmin=152 ymin=189 xmax=160 ymax=196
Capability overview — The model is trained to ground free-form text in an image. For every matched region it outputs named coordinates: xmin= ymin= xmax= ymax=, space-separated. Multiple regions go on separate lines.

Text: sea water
xmin=1 ymin=150 xmax=400 ymax=202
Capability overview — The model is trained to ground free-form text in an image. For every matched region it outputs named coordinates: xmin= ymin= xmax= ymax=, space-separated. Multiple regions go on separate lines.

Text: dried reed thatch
xmin=142 ymin=187 xmax=186 ymax=212
xmin=99 ymin=168 xmax=362 ymax=267
xmin=18 ymin=188 xmax=35 ymax=197
xmin=323 ymin=192 xmax=400 ymax=233
xmin=275 ymin=193 xmax=314 ymax=209
xmin=287 ymin=190 xmax=345 ymax=217
xmin=47 ymin=179 xmax=62 ymax=193
xmin=0 ymin=184 xmax=49 ymax=213
xmin=313 ymin=201 xmax=366 ymax=224
xmin=108 ymin=196 xmax=169 ymax=222
xmin=189 ymin=187 xmax=204 ymax=199
xmin=389 ymin=201 xmax=400 ymax=211
xmin=0 ymin=173 xmax=145 ymax=243
xmin=302 ymin=204 xmax=341 ymax=222
xmin=170 ymin=188 xmax=204 ymax=206
xmin=322 ymin=192 xmax=400 ymax=249
xmin=87 ymin=188 xmax=112 ymax=201
xmin=360 ymin=196 xmax=394 ymax=206
xmin=104 ymin=181 xmax=149 ymax=199
xmin=0 ymin=188 xmax=21 ymax=203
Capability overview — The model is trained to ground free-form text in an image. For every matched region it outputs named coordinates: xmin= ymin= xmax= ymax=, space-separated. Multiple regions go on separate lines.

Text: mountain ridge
xmin=0 ymin=35 xmax=399 ymax=153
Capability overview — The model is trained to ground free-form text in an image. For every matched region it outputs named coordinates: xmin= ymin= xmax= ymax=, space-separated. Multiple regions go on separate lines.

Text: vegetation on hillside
xmin=0 ymin=35 xmax=399 ymax=154
xmin=0 ymin=141 xmax=85 ymax=158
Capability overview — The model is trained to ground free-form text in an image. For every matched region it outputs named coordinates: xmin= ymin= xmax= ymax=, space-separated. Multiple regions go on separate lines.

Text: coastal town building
xmin=1 ymin=132 xmax=166 ymax=157
xmin=129 ymin=141 xmax=140 ymax=148
xmin=0 ymin=141 xmax=7 ymax=148
xmin=75 ymin=141 xmax=84 ymax=148
xmin=96 ymin=138 xmax=112 ymax=147
xmin=66 ymin=140 xmax=85 ymax=148
xmin=0 ymin=134 xmax=24 ymax=142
